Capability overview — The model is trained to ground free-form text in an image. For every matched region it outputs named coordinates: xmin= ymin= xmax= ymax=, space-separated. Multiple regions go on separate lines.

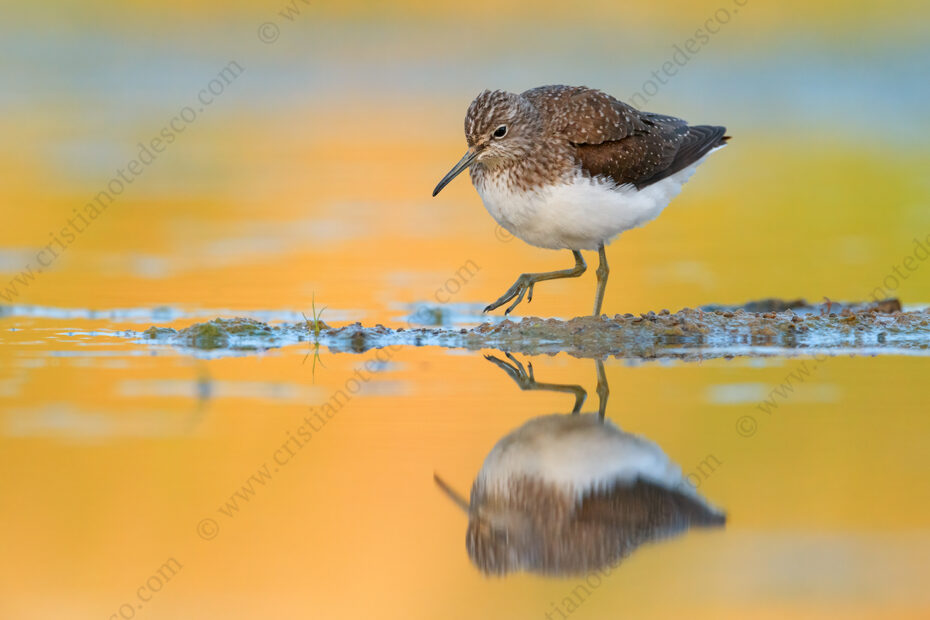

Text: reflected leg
xmin=485 ymin=353 xmax=587 ymax=413
xmin=595 ymin=358 xmax=609 ymax=420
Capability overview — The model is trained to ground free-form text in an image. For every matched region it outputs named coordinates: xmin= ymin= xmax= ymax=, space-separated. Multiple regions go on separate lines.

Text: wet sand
xmin=135 ymin=298 xmax=930 ymax=360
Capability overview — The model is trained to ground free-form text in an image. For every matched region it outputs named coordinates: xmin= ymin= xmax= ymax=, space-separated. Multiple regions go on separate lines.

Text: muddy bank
xmin=130 ymin=298 xmax=930 ymax=360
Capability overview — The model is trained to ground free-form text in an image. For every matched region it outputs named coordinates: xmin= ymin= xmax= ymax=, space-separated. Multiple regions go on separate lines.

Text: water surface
xmin=2 ymin=2 xmax=930 ymax=618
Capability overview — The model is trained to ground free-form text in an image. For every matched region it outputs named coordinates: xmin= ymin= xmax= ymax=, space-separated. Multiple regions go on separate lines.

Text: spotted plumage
xmin=433 ymin=84 xmax=729 ymax=316
xmin=459 ymin=413 xmax=726 ymax=577
xmin=432 ymin=356 xmax=727 ymax=577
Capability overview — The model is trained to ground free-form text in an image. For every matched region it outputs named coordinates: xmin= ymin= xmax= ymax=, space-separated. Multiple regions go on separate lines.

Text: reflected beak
xmin=432 ymin=148 xmax=478 ymax=197
xmin=433 ymin=473 xmax=470 ymax=514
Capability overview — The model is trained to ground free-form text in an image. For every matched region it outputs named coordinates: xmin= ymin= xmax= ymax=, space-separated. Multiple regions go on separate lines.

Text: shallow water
xmin=4 ymin=2 xmax=930 ymax=618
xmin=2 ymin=302 xmax=930 ymax=618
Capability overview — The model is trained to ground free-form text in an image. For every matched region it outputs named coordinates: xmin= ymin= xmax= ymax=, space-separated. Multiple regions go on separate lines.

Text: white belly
xmin=475 ymin=414 xmax=695 ymax=502
xmin=474 ymin=157 xmax=709 ymax=251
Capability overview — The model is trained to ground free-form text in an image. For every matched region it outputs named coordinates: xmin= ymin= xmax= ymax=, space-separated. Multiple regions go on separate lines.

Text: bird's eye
xmin=493 ymin=125 xmax=507 ymax=138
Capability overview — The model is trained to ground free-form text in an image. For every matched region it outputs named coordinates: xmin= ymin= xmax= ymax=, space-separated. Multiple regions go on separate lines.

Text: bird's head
xmin=432 ymin=89 xmax=541 ymax=197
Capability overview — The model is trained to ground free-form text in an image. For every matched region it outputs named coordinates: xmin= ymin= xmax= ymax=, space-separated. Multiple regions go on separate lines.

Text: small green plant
xmin=302 ymin=294 xmax=327 ymax=379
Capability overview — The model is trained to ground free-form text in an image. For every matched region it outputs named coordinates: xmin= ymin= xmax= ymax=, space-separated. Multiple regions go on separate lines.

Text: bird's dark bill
xmin=433 ymin=149 xmax=477 ymax=196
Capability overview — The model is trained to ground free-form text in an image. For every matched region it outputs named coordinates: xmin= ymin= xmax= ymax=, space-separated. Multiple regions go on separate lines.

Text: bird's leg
xmin=485 ymin=353 xmax=587 ymax=413
xmin=595 ymin=358 xmax=609 ymax=420
xmin=484 ymin=251 xmax=586 ymax=315
xmin=593 ymin=243 xmax=610 ymax=316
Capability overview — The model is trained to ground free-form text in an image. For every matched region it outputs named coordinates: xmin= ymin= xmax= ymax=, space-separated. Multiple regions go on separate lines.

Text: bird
xmin=433 ymin=354 xmax=725 ymax=577
xmin=432 ymin=85 xmax=729 ymax=316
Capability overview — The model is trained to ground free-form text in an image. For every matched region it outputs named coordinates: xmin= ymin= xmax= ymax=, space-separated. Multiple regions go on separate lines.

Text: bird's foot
xmin=483 ymin=275 xmax=535 ymax=315
xmin=483 ymin=352 xmax=531 ymax=385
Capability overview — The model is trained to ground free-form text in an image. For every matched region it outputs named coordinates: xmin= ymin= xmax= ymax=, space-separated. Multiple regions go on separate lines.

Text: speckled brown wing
xmin=522 ymin=85 xmax=650 ymax=145
xmin=574 ymin=479 xmax=726 ymax=529
xmin=577 ymin=120 xmax=728 ymax=189
xmin=522 ymin=85 xmax=728 ymax=190
xmin=468 ymin=478 xmax=725 ymax=576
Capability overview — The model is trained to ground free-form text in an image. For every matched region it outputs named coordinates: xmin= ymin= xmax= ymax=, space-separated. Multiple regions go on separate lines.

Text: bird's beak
xmin=433 ymin=473 xmax=470 ymax=514
xmin=432 ymin=147 xmax=478 ymax=197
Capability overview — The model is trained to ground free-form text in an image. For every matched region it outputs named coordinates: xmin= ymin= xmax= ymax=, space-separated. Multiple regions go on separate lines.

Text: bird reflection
xmin=435 ymin=354 xmax=725 ymax=577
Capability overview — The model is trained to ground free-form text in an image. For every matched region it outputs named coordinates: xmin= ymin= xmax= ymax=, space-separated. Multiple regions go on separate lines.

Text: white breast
xmin=474 ymin=155 xmax=713 ymax=251
xmin=476 ymin=414 xmax=695 ymax=501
